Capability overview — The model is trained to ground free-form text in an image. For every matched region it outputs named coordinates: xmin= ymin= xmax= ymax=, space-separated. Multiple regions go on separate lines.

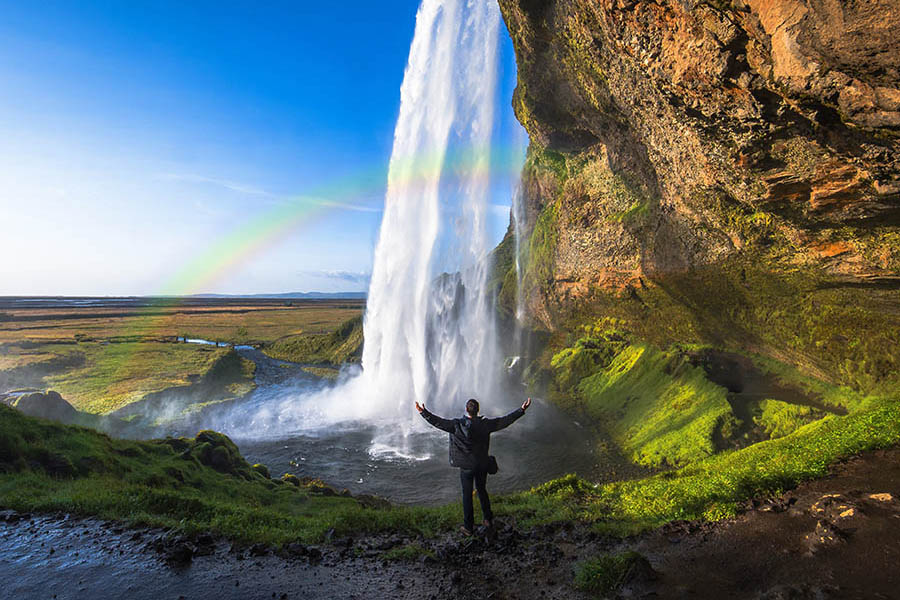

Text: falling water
xmin=511 ymin=184 xmax=527 ymax=325
xmin=214 ymin=0 xmax=505 ymax=457
xmin=360 ymin=0 xmax=502 ymax=421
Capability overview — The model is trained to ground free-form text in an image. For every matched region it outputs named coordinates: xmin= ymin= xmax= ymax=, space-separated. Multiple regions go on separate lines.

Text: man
xmin=415 ymin=396 xmax=532 ymax=535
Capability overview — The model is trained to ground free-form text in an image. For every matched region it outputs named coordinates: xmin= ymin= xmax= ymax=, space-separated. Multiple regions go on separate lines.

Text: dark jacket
xmin=420 ymin=406 xmax=525 ymax=471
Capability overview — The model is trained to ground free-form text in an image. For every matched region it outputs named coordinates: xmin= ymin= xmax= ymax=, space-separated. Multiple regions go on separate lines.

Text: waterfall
xmin=511 ymin=184 xmax=527 ymax=325
xmin=217 ymin=0 xmax=505 ymax=453
xmin=361 ymin=0 xmax=501 ymax=419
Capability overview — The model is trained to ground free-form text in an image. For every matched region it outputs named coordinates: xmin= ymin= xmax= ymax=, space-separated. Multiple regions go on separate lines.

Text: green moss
xmin=574 ymin=344 xmax=735 ymax=468
xmin=382 ymin=543 xmax=435 ymax=562
xmin=692 ymin=187 xmax=777 ymax=246
xmin=40 ymin=342 xmax=246 ymax=414
xmin=557 ymin=255 xmax=900 ymax=397
xmin=752 ymin=398 xmax=822 ymax=439
xmin=251 ymin=463 xmax=270 ymax=478
xmin=494 ymin=400 xmax=900 ymax=534
xmin=301 ymin=366 xmax=340 ymax=380
xmin=550 ymin=318 xmax=630 ymax=391
xmin=574 ymin=551 xmax=647 ymax=596
xmin=0 ymin=405 xmax=460 ymax=544
xmin=524 ymin=200 xmax=560 ymax=296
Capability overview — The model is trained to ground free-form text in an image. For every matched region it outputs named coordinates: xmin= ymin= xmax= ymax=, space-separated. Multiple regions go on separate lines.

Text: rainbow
xmin=159 ymin=145 xmax=524 ymax=296
xmin=101 ymin=144 xmax=525 ymax=396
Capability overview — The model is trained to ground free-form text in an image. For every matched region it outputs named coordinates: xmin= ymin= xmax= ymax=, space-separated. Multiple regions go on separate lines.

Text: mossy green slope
xmin=263 ymin=315 xmax=363 ymax=366
xmin=500 ymin=399 xmax=900 ymax=535
xmin=0 ymin=405 xmax=457 ymax=545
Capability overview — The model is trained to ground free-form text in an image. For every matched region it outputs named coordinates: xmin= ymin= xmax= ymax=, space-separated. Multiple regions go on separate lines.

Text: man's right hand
xmin=415 ymin=402 xmax=424 ymax=414
xmin=522 ymin=397 xmax=532 ymax=411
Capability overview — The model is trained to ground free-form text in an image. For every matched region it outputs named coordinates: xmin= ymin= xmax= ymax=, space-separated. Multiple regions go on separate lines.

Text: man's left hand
xmin=522 ymin=397 xmax=532 ymax=411
xmin=415 ymin=402 xmax=424 ymax=413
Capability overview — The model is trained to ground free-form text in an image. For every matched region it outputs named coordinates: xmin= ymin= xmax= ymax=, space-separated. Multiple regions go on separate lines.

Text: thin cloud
xmin=158 ymin=173 xmax=276 ymax=197
xmin=301 ymin=270 xmax=371 ymax=284
xmin=160 ymin=173 xmax=383 ymax=213
xmin=317 ymin=199 xmax=383 ymax=213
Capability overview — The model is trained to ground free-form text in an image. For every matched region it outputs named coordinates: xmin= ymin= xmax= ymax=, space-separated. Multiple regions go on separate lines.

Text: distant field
xmin=0 ymin=298 xmax=364 ymax=413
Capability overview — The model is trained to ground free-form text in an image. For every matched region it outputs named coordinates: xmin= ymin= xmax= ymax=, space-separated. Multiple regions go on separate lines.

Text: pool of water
xmin=166 ymin=346 xmax=600 ymax=506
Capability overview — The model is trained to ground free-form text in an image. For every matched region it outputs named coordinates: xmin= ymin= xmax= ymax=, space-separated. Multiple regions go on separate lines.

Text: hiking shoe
xmin=459 ymin=525 xmax=474 ymax=536
xmin=482 ymin=519 xmax=494 ymax=529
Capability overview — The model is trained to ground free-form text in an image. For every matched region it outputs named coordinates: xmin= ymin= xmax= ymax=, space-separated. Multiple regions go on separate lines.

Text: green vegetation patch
xmin=41 ymin=342 xmax=247 ymax=414
xmin=264 ymin=316 xmax=363 ymax=365
xmin=549 ymin=322 xmax=734 ymax=468
xmin=577 ymin=344 xmax=734 ymax=467
xmin=0 ymin=405 xmax=460 ymax=545
xmin=574 ymin=551 xmax=648 ymax=597
xmin=752 ymin=398 xmax=822 ymax=440
xmin=382 ymin=543 xmax=435 ymax=562
xmin=495 ymin=400 xmax=900 ymax=535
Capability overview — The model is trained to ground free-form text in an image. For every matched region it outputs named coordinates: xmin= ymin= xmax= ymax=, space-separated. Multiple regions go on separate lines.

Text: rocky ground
xmin=2 ymin=448 xmax=898 ymax=600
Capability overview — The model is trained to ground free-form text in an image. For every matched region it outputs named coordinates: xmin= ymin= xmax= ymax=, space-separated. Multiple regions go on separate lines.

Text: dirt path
xmin=3 ymin=448 xmax=899 ymax=600
xmin=629 ymin=447 xmax=900 ymax=599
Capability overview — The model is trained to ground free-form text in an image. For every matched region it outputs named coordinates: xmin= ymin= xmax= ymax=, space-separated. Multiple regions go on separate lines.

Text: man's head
xmin=465 ymin=398 xmax=479 ymax=417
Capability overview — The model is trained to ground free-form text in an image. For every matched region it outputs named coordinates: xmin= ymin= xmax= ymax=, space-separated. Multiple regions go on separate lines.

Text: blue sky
xmin=0 ymin=1 xmax=523 ymax=295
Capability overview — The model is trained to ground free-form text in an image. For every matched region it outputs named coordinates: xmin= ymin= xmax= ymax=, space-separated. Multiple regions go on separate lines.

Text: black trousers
xmin=459 ymin=468 xmax=492 ymax=530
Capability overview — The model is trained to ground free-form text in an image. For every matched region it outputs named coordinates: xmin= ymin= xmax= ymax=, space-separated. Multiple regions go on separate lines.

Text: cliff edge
xmin=496 ymin=0 xmax=899 ymax=392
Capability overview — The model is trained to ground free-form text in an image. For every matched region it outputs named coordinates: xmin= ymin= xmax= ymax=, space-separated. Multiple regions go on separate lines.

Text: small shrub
xmin=574 ymin=551 xmax=648 ymax=596
xmin=383 ymin=543 xmax=434 ymax=562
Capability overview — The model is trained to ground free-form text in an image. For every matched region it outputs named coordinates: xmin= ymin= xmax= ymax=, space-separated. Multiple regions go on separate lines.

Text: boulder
xmin=12 ymin=391 xmax=79 ymax=423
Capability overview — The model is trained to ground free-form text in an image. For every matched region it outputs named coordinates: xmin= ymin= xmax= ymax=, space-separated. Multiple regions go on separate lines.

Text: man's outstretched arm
xmin=415 ymin=402 xmax=455 ymax=433
xmin=487 ymin=397 xmax=532 ymax=432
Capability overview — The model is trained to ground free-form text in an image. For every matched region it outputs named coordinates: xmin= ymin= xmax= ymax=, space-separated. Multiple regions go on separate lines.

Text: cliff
xmin=496 ymin=0 xmax=900 ymax=393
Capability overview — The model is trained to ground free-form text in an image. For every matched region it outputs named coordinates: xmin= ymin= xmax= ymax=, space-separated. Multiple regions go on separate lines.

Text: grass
xmin=382 ymin=543 xmax=435 ymax=562
xmin=263 ymin=315 xmax=363 ymax=365
xmin=491 ymin=399 xmax=900 ymax=535
xmin=549 ymin=323 xmax=735 ymax=468
xmin=0 ymin=300 xmax=363 ymax=347
xmin=0 ymin=405 xmax=458 ymax=545
xmin=574 ymin=551 xmax=647 ymax=596
xmin=0 ymin=299 xmax=362 ymax=413
xmin=40 ymin=342 xmax=248 ymax=414
xmin=575 ymin=344 xmax=735 ymax=467
xmin=2 ymin=396 xmax=898 ymax=547
xmin=752 ymin=398 xmax=821 ymax=439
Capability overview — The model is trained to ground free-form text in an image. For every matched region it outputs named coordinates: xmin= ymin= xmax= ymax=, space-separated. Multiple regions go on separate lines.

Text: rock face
xmin=496 ymin=0 xmax=900 ymax=389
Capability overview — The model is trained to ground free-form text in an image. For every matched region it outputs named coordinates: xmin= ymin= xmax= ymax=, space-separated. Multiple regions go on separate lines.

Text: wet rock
xmin=191 ymin=532 xmax=216 ymax=556
xmin=11 ymin=390 xmax=79 ymax=423
xmin=756 ymin=583 xmax=839 ymax=599
xmin=759 ymin=496 xmax=798 ymax=514
xmin=163 ymin=540 xmax=195 ymax=567
xmin=283 ymin=542 xmax=308 ymax=558
xmin=805 ymin=519 xmax=847 ymax=553
xmin=306 ymin=546 xmax=323 ymax=563
xmin=249 ymin=543 xmax=269 ymax=557
xmin=809 ymin=494 xmax=861 ymax=521
xmin=0 ymin=510 xmax=22 ymax=524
